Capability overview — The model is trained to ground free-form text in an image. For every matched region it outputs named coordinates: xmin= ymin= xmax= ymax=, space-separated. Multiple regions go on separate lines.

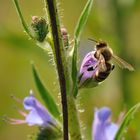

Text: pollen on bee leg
xmin=95 ymin=70 xmax=99 ymax=77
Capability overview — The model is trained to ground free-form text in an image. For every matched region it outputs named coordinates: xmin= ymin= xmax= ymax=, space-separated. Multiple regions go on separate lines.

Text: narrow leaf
xmin=74 ymin=0 xmax=93 ymax=41
xmin=72 ymin=0 xmax=93 ymax=97
xmin=32 ymin=63 xmax=60 ymax=118
xmin=13 ymin=0 xmax=34 ymax=39
xmin=115 ymin=103 xmax=140 ymax=140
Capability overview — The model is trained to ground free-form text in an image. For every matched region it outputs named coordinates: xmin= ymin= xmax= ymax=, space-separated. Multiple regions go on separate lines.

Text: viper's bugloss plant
xmin=7 ymin=0 xmax=140 ymax=140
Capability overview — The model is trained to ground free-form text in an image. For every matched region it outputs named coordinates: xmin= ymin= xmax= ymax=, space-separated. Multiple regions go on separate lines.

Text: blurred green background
xmin=0 ymin=0 xmax=140 ymax=140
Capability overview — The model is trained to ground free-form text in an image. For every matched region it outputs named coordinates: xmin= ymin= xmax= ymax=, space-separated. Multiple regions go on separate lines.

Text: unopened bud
xmin=61 ymin=27 xmax=69 ymax=48
xmin=31 ymin=16 xmax=48 ymax=42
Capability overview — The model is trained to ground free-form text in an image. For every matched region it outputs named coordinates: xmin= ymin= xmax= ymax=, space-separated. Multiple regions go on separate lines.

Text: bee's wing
xmin=112 ymin=54 xmax=134 ymax=71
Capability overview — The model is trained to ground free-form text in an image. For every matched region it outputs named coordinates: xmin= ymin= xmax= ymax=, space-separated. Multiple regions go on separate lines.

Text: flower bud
xmin=61 ymin=27 xmax=69 ymax=49
xmin=31 ymin=16 xmax=48 ymax=42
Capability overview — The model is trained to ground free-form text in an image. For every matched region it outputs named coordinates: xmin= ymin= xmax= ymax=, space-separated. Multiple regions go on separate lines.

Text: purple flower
xmin=79 ymin=51 xmax=114 ymax=88
xmin=6 ymin=90 xmax=55 ymax=127
xmin=79 ymin=51 xmax=100 ymax=88
xmin=92 ymin=107 xmax=119 ymax=140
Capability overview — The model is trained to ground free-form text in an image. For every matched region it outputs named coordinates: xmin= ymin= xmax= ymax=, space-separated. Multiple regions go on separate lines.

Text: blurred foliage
xmin=0 ymin=0 xmax=140 ymax=140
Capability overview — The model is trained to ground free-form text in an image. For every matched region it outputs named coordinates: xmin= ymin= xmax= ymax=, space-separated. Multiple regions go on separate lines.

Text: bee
xmin=88 ymin=38 xmax=134 ymax=82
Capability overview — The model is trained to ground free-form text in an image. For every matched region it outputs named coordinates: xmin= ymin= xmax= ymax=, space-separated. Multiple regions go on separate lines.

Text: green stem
xmin=44 ymin=0 xmax=70 ymax=139
xmin=68 ymin=96 xmax=82 ymax=140
xmin=13 ymin=0 xmax=34 ymax=39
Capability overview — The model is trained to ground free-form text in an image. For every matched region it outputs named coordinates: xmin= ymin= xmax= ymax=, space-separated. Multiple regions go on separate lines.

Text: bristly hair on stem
xmin=44 ymin=0 xmax=69 ymax=140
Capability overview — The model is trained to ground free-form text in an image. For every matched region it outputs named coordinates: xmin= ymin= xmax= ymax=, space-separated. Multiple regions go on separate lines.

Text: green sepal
xmin=32 ymin=63 xmax=60 ymax=119
xmin=37 ymin=126 xmax=62 ymax=140
xmin=78 ymin=77 xmax=99 ymax=89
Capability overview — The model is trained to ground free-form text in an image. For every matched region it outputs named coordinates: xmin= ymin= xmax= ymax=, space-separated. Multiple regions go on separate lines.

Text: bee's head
xmin=96 ymin=41 xmax=107 ymax=49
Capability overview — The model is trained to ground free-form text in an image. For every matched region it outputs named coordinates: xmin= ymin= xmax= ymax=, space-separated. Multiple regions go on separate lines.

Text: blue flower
xmin=92 ymin=107 xmax=119 ymax=140
xmin=6 ymin=90 xmax=56 ymax=127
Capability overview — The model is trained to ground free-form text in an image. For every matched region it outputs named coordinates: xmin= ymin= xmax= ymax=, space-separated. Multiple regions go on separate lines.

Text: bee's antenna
xmin=88 ymin=38 xmax=98 ymax=43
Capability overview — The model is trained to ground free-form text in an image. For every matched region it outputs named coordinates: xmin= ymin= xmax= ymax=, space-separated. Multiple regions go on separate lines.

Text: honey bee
xmin=88 ymin=38 xmax=134 ymax=82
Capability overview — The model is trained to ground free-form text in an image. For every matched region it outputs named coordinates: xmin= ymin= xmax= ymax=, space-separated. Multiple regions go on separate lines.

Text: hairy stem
xmin=44 ymin=0 xmax=69 ymax=139
xmin=68 ymin=96 xmax=82 ymax=140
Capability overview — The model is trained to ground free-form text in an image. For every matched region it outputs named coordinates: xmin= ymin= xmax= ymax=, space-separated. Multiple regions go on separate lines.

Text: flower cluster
xmin=10 ymin=0 xmax=135 ymax=139
xmin=7 ymin=93 xmax=120 ymax=140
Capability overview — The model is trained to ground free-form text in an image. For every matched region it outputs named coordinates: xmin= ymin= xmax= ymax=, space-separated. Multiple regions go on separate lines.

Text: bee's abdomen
xmin=95 ymin=63 xmax=115 ymax=82
xmin=95 ymin=71 xmax=110 ymax=82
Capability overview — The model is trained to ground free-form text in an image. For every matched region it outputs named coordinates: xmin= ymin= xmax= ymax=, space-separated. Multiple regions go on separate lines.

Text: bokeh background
xmin=0 ymin=0 xmax=140 ymax=140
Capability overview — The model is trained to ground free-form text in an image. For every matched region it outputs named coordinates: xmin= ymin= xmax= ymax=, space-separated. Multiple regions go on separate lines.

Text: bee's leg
xmin=111 ymin=64 xmax=115 ymax=70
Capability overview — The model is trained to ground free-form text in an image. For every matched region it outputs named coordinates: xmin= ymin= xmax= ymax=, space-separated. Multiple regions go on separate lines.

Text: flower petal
xmin=25 ymin=109 xmax=44 ymax=126
xmin=105 ymin=123 xmax=119 ymax=140
xmin=97 ymin=107 xmax=111 ymax=122
xmin=23 ymin=93 xmax=36 ymax=110
xmin=80 ymin=51 xmax=98 ymax=74
xmin=79 ymin=51 xmax=99 ymax=87
xmin=92 ymin=107 xmax=119 ymax=140
xmin=23 ymin=93 xmax=54 ymax=127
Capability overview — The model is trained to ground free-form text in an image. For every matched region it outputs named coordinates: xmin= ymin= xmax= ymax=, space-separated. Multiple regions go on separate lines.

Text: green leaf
xmin=13 ymin=0 xmax=34 ymax=39
xmin=72 ymin=0 xmax=93 ymax=97
xmin=74 ymin=0 xmax=93 ymax=41
xmin=32 ymin=63 xmax=60 ymax=118
xmin=72 ymin=39 xmax=78 ymax=98
xmin=114 ymin=103 xmax=140 ymax=140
